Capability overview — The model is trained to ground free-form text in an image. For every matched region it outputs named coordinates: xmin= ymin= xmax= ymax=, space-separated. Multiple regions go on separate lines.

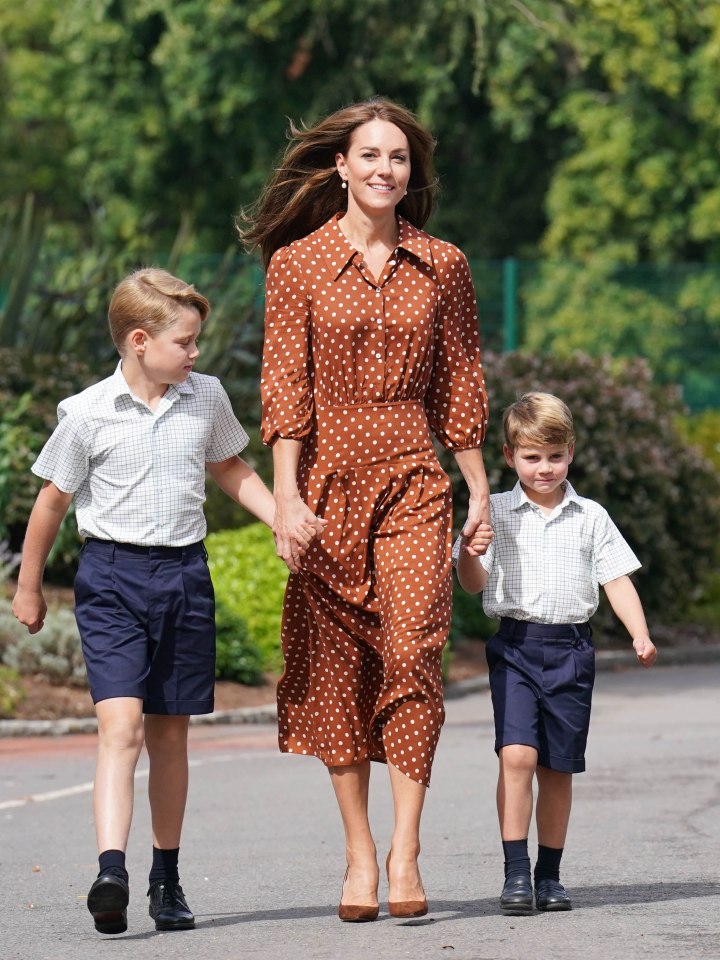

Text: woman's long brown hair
xmin=238 ymin=97 xmax=438 ymax=270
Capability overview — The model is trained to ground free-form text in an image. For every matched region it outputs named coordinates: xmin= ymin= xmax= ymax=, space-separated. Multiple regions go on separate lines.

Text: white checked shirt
xmin=452 ymin=480 xmax=641 ymax=623
xmin=33 ymin=363 xmax=249 ymax=546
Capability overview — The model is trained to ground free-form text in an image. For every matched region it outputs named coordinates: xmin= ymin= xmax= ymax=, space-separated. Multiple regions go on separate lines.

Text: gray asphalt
xmin=1 ymin=663 xmax=719 ymax=960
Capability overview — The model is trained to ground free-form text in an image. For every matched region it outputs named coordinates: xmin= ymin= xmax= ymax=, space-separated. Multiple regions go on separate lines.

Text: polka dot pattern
xmin=261 ymin=214 xmax=488 ymax=786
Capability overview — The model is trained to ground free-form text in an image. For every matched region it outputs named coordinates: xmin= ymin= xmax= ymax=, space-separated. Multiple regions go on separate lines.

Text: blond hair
xmin=108 ymin=268 xmax=210 ymax=352
xmin=503 ymin=392 xmax=575 ymax=451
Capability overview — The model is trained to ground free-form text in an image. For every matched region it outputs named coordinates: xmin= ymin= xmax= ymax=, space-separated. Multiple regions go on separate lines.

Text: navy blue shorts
xmin=74 ymin=539 xmax=216 ymax=715
xmin=485 ymin=618 xmax=595 ymax=774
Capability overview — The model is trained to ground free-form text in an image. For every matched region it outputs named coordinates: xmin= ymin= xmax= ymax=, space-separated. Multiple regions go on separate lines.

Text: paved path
xmin=2 ymin=664 xmax=719 ymax=960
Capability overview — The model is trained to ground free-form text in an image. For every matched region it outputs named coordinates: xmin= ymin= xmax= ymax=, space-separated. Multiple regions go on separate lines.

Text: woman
xmin=241 ymin=97 xmax=489 ymax=921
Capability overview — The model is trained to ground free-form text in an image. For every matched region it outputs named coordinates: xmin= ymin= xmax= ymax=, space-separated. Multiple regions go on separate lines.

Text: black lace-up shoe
xmin=500 ymin=874 xmax=533 ymax=914
xmin=147 ymin=879 xmax=195 ymax=930
xmin=535 ymin=877 xmax=572 ymax=911
xmin=87 ymin=874 xmax=129 ymax=934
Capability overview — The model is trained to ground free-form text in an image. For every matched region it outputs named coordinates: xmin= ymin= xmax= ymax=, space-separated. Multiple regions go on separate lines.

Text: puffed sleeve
xmin=425 ymin=246 xmax=489 ymax=450
xmin=260 ymin=245 xmax=314 ymax=446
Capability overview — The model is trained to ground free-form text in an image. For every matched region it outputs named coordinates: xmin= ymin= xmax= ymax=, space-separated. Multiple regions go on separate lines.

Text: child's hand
xmin=633 ymin=635 xmax=657 ymax=668
xmin=462 ymin=521 xmax=493 ymax=557
xmin=12 ymin=587 xmax=47 ymax=634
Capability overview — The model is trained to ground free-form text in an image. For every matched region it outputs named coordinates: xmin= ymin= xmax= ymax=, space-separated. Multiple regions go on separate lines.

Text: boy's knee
xmin=499 ymin=744 xmax=538 ymax=774
xmin=144 ymin=715 xmax=190 ymax=756
xmin=98 ymin=718 xmax=145 ymax=754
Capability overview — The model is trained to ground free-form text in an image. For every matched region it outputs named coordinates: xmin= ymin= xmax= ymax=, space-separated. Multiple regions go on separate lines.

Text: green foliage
xmin=444 ymin=351 xmax=720 ymax=640
xmin=0 ymin=598 xmax=86 ymax=685
xmin=520 ymin=260 xmax=720 ymax=411
xmin=214 ymin=600 xmax=264 ymax=686
xmin=0 ymin=665 xmax=24 ymax=718
xmin=685 ymin=572 xmax=720 ymax=631
xmin=676 ymin=409 xmax=720 ymax=470
xmin=0 ymin=349 xmax=95 ymax=577
xmin=207 ymin=524 xmax=287 ymax=673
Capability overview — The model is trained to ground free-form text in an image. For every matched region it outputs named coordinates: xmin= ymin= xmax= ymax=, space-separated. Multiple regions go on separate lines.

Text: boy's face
xmin=130 ymin=306 xmax=202 ymax=385
xmin=503 ymin=442 xmax=574 ymax=508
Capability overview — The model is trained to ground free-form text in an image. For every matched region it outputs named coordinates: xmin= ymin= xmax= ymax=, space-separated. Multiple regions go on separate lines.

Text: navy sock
xmin=98 ymin=849 xmax=128 ymax=883
xmin=148 ymin=846 xmax=180 ymax=887
xmin=502 ymin=838 xmax=531 ymax=880
xmin=534 ymin=844 xmax=563 ymax=883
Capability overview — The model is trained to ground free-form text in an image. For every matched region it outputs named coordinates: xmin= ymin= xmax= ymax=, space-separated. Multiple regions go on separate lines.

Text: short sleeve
xmin=593 ymin=508 xmax=641 ymax=584
xmin=205 ymin=381 xmax=250 ymax=462
xmin=260 ymin=246 xmax=313 ymax=446
xmin=32 ymin=405 xmax=90 ymax=493
xmin=425 ymin=247 xmax=489 ymax=451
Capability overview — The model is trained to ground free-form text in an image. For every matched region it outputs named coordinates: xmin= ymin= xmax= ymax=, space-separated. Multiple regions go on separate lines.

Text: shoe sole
xmin=152 ymin=918 xmax=196 ymax=931
xmin=536 ymin=901 xmax=572 ymax=912
xmin=501 ymin=902 xmax=533 ymax=915
xmin=87 ymin=884 xmax=129 ymax=935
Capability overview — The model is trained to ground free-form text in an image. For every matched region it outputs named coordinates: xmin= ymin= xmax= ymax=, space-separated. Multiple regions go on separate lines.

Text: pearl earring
xmin=341 ymin=180 xmax=347 ymax=189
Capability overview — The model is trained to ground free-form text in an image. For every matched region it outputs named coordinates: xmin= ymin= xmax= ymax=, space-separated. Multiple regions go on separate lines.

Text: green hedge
xmin=206 ymin=525 xmax=287 ymax=675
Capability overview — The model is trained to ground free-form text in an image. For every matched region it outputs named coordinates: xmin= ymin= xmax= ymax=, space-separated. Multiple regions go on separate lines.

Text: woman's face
xmin=336 ymin=119 xmax=411 ymax=216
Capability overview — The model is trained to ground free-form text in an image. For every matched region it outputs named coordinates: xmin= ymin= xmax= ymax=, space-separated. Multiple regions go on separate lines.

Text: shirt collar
xmin=111 ymin=361 xmax=194 ymax=404
xmin=509 ymin=479 xmax=583 ymax=513
xmin=318 ymin=213 xmax=434 ymax=280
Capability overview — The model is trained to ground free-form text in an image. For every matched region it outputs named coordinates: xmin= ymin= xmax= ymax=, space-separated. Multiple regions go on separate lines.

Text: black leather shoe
xmin=87 ymin=874 xmax=129 ymax=934
xmin=500 ymin=874 xmax=533 ymax=914
xmin=535 ymin=877 xmax=572 ymax=911
xmin=147 ymin=879 xmax=195 ymax=931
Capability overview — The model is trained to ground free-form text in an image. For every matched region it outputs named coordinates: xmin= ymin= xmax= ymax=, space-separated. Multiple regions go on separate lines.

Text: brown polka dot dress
xmin=261 ymin=214 xmax=488 ymax=786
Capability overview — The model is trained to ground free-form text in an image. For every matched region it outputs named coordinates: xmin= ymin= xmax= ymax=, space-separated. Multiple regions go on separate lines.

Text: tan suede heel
xmin=338 ymin=867 xmax=379 ymax=922
xmin=386 ymin=852 xmax=428 ymax=918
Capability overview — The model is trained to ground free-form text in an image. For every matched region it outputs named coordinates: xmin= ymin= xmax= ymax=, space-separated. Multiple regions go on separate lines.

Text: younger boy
xmin=12 ymin=269 xmax=320 ymax=935
xmin=454 ymin=392 xmax=656 ymax=914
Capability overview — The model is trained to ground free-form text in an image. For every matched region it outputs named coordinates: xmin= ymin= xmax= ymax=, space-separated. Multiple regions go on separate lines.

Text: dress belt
xmin=314 ymin=400 xmax=434 ymax=471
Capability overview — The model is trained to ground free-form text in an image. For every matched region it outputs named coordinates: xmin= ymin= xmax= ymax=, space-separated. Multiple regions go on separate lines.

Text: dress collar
xmin=317 ymin=213 xmax=434 ymax=279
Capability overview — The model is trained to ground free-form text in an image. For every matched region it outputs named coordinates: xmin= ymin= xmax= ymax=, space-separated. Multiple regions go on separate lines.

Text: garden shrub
xmin=0 ymin=598 xmax=86 ymax=685
xmin=206 ymin=524 xmax=287 ymax=673
xmin=0 ymin=666 xmax=24 ymax=718
xmin=676 ymin=408 xmax=720 ymax=471
xmin=0 ymin=349 xmax=96 ymax=581
xmin=214 ymin=599 xmax=264 ymax=685
xmin=445 ymin=351 xmax=720 ymax=643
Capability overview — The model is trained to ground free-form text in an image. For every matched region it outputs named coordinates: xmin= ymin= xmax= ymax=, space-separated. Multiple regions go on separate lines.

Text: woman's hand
xmin=273 ymin=494 xmax=327 ymax=573
xmin=461 ymin=520 xmax=493 ymax=557
xmin=461 ymin=492 xmax=491 ymax=542
xmin=453 ymin=448 xmax=490 ymax=547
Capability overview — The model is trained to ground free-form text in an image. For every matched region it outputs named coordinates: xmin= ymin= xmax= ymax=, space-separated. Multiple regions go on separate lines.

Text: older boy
xmin=12 ymin=269 xmax=321 ymax=935
xmin=454 ymin=392 xmax=656 ymax=914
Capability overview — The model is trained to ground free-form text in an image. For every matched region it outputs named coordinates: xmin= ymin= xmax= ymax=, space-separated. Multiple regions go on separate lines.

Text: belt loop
xmin=503 ymin=617 xmax=516 ymax=638
xmin=571 ymin=624 xmax=581 ymax=647
xmin=110 ymin=542 xmax=116 ymax=564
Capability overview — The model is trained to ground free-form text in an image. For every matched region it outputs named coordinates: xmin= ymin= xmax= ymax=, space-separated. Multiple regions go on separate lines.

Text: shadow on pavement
xmin=108 ymin=881 xmax=720 ymax=940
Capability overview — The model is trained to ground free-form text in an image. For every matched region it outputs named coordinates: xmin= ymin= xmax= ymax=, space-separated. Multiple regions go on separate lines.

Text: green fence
xmin=2 ymin=251 xmax=719 ymax=412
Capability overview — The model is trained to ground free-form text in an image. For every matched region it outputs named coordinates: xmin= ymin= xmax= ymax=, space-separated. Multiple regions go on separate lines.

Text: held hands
xmin=460 ymin=521 xmax=493 ymax=556
xmin=633 ymin=635 xmax=657 ymax=668
xmin=461 ymin=491 xmax=493 ymax=558
xmin=11 ymin=586 xmax=47 ymax=634
xmin=273 ymin=496 xmax=327 ymax=573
